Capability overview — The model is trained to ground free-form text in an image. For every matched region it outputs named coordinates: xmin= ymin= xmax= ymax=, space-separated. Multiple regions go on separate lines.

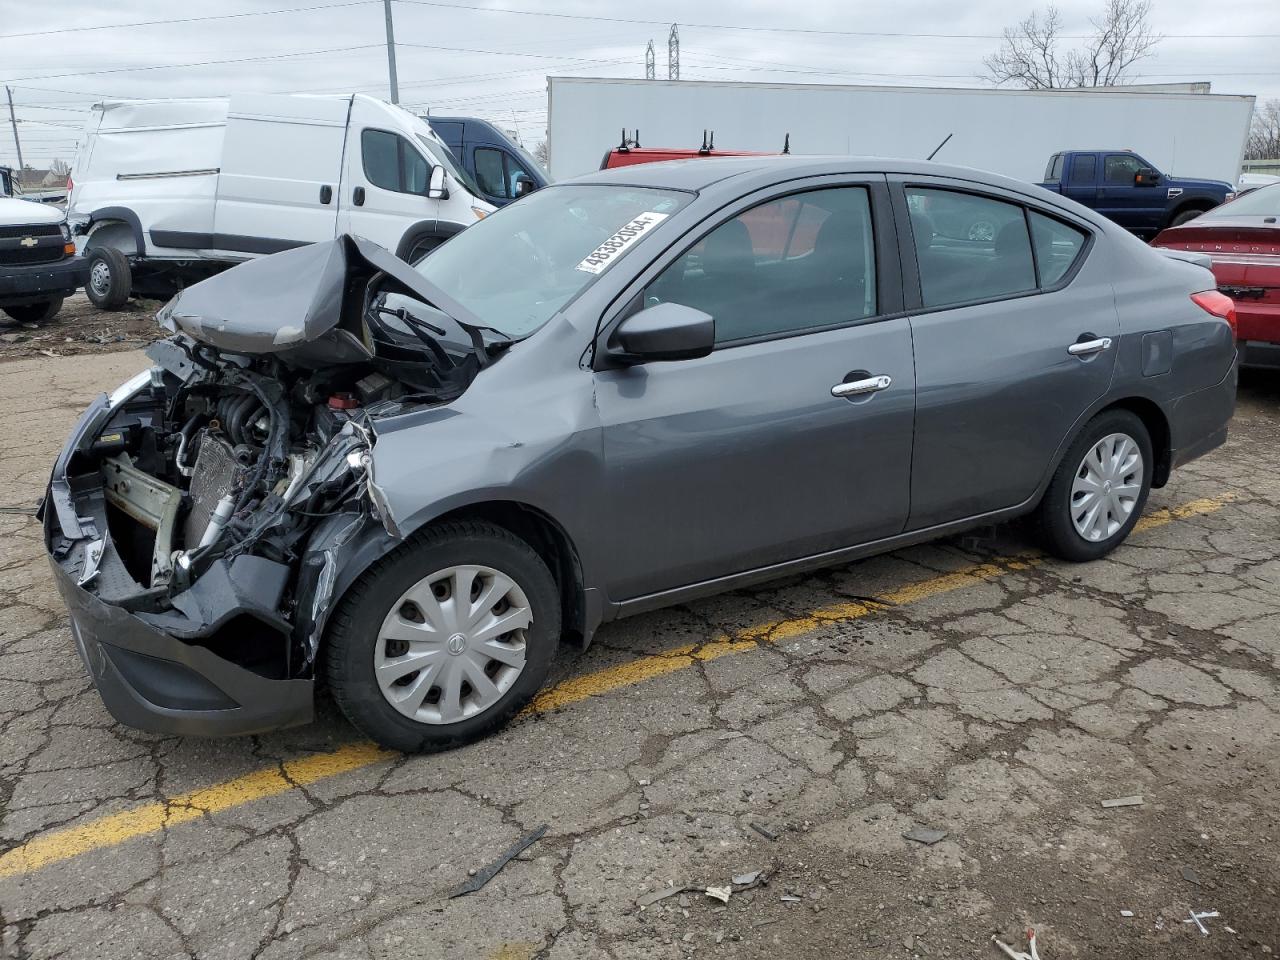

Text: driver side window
xmin=645 ymin=186 xmax=877 ymax=345
xmin=362 ymin=129 xmax=430 ymax=195
xmin=1104 ymin=154 xmax=1143 ymax=184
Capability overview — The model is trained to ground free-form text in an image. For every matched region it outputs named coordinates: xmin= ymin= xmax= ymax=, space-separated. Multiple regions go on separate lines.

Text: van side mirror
xmin=1134 ymin=168 xmax=1161 ymax=186
xmin=514 ymin=176 xmax=536 ymax=197
xmin=427 ymin=165 xmax=448 ymax=200
xmin=606 ymin=302 xmax=714 ymax=365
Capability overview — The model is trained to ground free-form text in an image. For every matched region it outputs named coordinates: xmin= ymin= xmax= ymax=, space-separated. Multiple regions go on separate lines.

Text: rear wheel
xmin=1169 ymin=207 xmax=1205 ymax=227
xmin=2 ymin=298 xmax=63 ymax=324
xmin=325 ymin=520 xmax=560 ymax=752
xmin=1037 ymin=409 xmax=1152 ymax=562
xmin=85 ymin=246 xmax=132 ymax=309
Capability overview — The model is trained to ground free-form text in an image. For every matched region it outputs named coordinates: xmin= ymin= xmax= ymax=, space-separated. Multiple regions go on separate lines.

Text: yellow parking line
xmin=0 ymin=494 xmax=1233 ymax=879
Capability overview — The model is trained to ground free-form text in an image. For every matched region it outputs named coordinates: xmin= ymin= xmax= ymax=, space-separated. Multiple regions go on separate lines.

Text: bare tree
xmin=48 ymin=158 xmax=70 ymax=177
xmin=1245 ymin=99 xmax=1280 ymax=161
xmin=984 ymin=0 xmax=1161 ymax=89
xmin=532 ymin=140 xmax=549 ymax=170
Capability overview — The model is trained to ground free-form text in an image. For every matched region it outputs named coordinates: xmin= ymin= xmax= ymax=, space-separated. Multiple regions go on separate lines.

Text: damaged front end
xmin=43 ymin=236 xmax=503 ymax=735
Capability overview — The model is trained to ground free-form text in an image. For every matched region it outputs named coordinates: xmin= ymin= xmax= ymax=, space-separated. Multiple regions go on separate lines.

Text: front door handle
xmin=353 ymin=186 xmax=365 ymax=207
xmin=1068 ymin=337 xmax=1113 ymax=357
xmin=832 ymin=374 xmax=892 ymax=398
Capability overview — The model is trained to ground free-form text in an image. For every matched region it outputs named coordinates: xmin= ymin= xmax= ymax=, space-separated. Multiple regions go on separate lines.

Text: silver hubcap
xmin=1070 ymin=432 xmax=1144 ymax=542
xmin=89 ymin=260 xmax=111 ymax=295
xmin=374 ymin=564 xmax=531 ymax=724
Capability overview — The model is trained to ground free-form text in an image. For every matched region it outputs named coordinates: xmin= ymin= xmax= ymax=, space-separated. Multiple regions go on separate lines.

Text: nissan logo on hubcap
xmin=446 ymin=633 xmax=468 ymax=655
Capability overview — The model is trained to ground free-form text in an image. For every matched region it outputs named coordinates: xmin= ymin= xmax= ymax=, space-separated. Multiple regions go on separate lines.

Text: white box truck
xmin=68 ymin=94 xmax=494 ymax=308
xmin=547 ymin=77 xmax=1254 ymax=187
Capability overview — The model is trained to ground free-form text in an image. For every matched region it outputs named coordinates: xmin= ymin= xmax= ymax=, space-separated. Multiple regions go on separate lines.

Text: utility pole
xmin=667 ymin=24 xmax=680 ymax=80
xmin=5 ymin=87 xmax=24 ymax=173
xmin=382 ymin=0 xmax=400 ymax=104
xmin=645 ymin=40 xmax=655 ymax=80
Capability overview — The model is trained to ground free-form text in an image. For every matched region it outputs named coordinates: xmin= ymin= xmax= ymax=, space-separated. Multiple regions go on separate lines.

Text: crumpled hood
xmin=157 ymin=234 xmax=477 ymax=365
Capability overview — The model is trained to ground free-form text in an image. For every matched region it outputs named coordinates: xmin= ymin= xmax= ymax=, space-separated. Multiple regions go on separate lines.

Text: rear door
xmin=898 ymin=178 xmax=1117 ymax=529
xmin=212 ymin=95 xmax=348 ymax=254
xmin=1062 ymin=153 xmax=1100 ymax=208
xmin=594 ymin=177 xmax=917 ymax=600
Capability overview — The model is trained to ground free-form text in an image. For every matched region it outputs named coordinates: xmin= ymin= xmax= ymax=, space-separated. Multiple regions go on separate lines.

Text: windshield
xmin=1208 ymin=183 xmax=1280 ymax=218
xmin=412 ymin=184 xmax=691 ymax=338
xmin=416 ymin=134 xmax=483 ymax=199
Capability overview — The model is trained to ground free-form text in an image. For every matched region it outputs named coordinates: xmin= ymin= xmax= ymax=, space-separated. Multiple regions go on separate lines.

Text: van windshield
xmin=413 ymin=184 xmax=690 ymax=338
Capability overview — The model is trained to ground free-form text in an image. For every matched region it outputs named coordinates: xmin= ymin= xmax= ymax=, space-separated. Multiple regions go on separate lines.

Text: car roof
xmin=569 ymin=155 xmax=1051 ymax=197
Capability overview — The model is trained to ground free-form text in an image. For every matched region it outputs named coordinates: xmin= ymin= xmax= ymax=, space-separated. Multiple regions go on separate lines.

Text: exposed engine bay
xmin=43 ymin=235 xmax=509 ymax=690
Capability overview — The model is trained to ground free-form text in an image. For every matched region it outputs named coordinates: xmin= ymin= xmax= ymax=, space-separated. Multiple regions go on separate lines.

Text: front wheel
xmin=1037 ymin=410 xmax=1153 ymax=562
xmin=325 ymin=520 xmax=560 ymax=752
xmin=1169 ymin=208 xmax=1204 ymax=228
xmin=2 ymin=298 xmax=63 ymax=324
xmin=85 ymin=246 xmax=132 ymax=309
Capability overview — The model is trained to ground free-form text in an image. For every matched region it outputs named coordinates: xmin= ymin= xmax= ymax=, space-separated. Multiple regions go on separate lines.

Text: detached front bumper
xmin=46 ymin=550 xmax=312 ymax=737
xmin=0 ymin=255 xmax=89 ymax=306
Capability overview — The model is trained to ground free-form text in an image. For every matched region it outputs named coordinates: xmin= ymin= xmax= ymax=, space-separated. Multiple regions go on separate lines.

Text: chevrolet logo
xmin=19 ymin=236 xmax=37 ymax=248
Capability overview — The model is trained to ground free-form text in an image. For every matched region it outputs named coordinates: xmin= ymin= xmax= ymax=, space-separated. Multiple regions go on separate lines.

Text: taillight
xmin=66 ymin=173 xmax=74 ymax=196
xmin=1191 ymin=289 xmax=1237 ymax=340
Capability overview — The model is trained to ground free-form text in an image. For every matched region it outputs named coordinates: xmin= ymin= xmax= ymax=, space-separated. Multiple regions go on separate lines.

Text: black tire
xmin=2 ymin=298 xmax=63 ymax=324
xmin=1169 ymin=208 xmax=1204 ymax=228
xmin=325 ymin=520 xmax=560 ymax=752
xmin=1038 ymin=409 xmax=1153 ymax=562
xmin=85 ymin=246 xmax=132 ymax=309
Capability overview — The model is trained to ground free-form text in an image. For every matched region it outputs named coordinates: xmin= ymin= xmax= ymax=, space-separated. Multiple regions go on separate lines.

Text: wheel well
xmin=1100 ymin=397 xmax=1172 ymax=488
xmin=85 ymin=220 xmax=138 ymax=256
xmin=1170 ymin=200 xmax=1214 ymax=222
xmin=432 ymin=501 xmax=586 ymax=645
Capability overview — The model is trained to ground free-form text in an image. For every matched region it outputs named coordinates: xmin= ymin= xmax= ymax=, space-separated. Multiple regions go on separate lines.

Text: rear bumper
xmin=1168 ymin=352 xmax=1238 ymax=471
xmin=1240 ymin=340 xmax=1280 ymax=369
xmin=0 ymin=255 xmax=88 ymax=306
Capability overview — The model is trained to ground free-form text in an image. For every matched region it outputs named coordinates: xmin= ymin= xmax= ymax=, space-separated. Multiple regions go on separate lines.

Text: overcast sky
xmin=1 ymin=0 xmax=1275 ymax=167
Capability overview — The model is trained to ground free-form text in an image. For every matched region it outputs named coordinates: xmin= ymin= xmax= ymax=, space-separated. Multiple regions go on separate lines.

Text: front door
xmin=594 ymin=180 xmax=917 ymax=601
xmin=1097 ymin=153 xmax=1164 ymax=231
xmin=900 ymin=180 xmax=1118 ymax=529
xmin=337 ymin=97 xmax=440 ymax=254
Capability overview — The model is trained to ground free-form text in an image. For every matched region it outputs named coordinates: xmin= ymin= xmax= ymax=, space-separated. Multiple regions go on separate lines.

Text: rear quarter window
xmin=1045 ymin=154 xmax=1064 ymax=183
xmin=1028 ymin=211 xmax=1089 ymax=286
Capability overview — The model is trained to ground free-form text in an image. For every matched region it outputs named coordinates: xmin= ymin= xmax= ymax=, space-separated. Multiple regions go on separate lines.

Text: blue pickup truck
xmin=427 ymin=116 xmax=550 ymax=208
xmin=1038 ymin=150 xmax=1235 ymax=234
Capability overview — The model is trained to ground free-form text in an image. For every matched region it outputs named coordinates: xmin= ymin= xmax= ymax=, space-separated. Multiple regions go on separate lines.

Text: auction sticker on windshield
xmin=576 ymin=212 xmax=670 ymax=275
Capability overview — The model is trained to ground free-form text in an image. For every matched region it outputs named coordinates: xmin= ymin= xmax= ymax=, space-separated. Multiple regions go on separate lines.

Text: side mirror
xmin=514 ymin=177 xmax=536 ymax=197
xmin=1134 ymin=168 xmax=1161 ymax=187
xmin=427 ymin=165 xmax=448 ymax=200
xmin=606 ymin=302 xmax=714 ymax=365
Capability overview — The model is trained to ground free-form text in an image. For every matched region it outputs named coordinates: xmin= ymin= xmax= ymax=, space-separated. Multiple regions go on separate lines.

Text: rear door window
xmin=1028 ymin=211 xmax=1088 ymax=286
xmin=1069 ymin=155 xmax=1097 ymax=185
xmin=907 ymin=188 xmax=1036 ymax=308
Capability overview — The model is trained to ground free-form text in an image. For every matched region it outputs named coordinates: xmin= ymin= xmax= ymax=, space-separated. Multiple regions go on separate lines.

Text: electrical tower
xmin=645 ymin=40 xmax=655 ymax=80
xmin=668 ymin=24 xmax=680 ymax=80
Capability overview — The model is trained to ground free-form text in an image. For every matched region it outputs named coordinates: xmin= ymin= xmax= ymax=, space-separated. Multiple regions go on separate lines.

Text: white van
xmin=68 ymin=94 xmax=494 ymax=308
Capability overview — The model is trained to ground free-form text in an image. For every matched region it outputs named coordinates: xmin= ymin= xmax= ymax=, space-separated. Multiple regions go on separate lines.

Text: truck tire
xmin=1169 ymin=208 xmax=1204 ymax=227
xmin=2 ymin=298 xmax=63 ymax=325
xmin=85 ymin=246 xmax=132 ymax=310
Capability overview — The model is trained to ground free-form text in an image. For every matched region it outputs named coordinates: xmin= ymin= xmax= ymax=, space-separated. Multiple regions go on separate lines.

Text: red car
xmin=1152 ymin=183 xmax=1280 ymax=367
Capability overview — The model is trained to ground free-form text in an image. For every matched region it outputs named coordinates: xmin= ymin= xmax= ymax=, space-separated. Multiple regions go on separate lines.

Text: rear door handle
xmin=832 ymin=374 xmax=892 ymax=398
xmin=319 ymin=184 xmax=333 ymax=204
xmin=1068 ymin=337 xmax=1112 ymax=357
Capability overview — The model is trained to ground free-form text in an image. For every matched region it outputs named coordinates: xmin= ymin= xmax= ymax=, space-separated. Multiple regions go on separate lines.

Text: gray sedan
xmin=44 ymin=157 xmax=1238 ymax=751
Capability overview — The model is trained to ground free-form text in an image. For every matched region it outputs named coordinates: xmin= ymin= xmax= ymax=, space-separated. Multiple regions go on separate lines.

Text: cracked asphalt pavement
xmin=1 ymin=350 xmax=1279 ymax=959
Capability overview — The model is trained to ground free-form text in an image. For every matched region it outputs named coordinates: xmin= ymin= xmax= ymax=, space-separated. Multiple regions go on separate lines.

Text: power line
xmin=0 ymin=2 xmax=378 ymax=41
xmin=1 ymin=44 xmax=383 ymax=84
xmin=392 ymin=0 xmax=1280 ymax=40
